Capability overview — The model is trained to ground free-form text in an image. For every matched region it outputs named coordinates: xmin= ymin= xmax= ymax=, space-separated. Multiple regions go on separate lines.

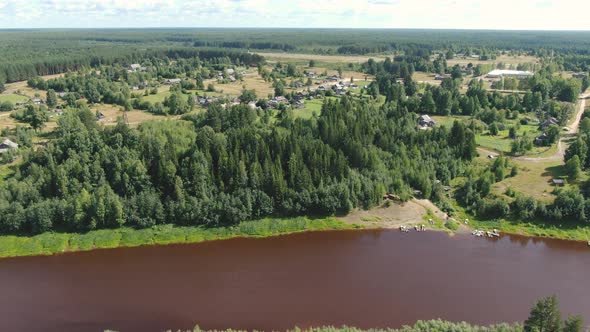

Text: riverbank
xmin=154 ymin=320 xmax=523 ymax=332
xmin=449 ymin=204 xmax=590 ymax=243
xmin=0 ymin=217 xmax=360 ymax=258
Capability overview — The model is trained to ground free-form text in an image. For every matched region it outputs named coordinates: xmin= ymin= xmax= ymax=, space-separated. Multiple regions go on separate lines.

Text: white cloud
xmin=0 ymin=0 xmax=588 ymax=29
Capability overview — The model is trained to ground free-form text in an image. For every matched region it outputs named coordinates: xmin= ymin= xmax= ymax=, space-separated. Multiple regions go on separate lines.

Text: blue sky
xmin=0 ymin=0 xmax=588 ymax=30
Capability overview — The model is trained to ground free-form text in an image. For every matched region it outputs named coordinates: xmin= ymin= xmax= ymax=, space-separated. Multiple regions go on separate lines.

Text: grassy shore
xmin=449 ymin=204 xmax=590 ymax=242
xmin=0 ymin=217 xmax=360 ymax=258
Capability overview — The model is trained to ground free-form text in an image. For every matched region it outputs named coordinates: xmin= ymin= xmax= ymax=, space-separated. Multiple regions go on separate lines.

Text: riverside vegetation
xmin=144 ymin=296 xmax=583 ymax=332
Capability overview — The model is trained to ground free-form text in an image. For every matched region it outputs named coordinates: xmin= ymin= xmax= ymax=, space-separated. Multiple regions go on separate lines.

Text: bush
xmin=444 ymin=220 xmax=459 ymax=231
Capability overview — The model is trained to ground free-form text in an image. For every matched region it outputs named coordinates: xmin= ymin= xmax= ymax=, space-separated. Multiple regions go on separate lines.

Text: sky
xmin=0 ymin=0 xmax=589 ymax=30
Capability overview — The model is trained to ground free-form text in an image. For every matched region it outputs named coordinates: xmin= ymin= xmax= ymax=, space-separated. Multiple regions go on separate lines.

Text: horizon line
xmin=1 ymin=27 xmax=590 ymax=32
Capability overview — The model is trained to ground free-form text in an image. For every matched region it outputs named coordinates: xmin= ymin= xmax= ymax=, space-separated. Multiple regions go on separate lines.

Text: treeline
xmin=0 ymin=95 xmax=475 ymax=235
xmin=167 ymin=296 xmax=582 ymax=332
xmin=0 ymin=46 xmax=264 ymax=84
xmin=193 ymin=41 xmax=296 ymax=52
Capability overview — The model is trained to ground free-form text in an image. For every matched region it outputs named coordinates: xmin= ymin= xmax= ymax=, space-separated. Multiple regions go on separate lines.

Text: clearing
xmin=340 ymin=199 xmax=448 ymax=229
xmin=257 ymin=52 xmax=386 ymax=64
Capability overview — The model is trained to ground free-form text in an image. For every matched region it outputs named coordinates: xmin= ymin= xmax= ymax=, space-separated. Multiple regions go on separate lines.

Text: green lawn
xmin=0 ymin=94 xmax=29 ymax=104
xmin=141 ymin=90 xmax=172 ymax=103
xmin=0 ymin=217 xmax=360 ymax=258
xmin=294 ymin=98 xmax=323 ymax=119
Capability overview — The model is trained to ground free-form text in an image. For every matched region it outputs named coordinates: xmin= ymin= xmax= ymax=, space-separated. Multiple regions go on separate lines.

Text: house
xmin=58 ymin=92 xmax=69 ymax=98
xmin=247 ymin=101 xmax=258 ymax=110
xmin=383 ymin=193 xmax=401 ymax=201
xmin=552 ymin=179 xmax=565 ymax=186
xmin=31 ymin=98 xmax=45 ymax=105
xmin=573 ymin=73 xmax=587 ymax=79
xmin=540 ymin=117 xmax=559 ymax=129
xmin=228 ymin=76 xmax=237 ymax=82
xmin=226 ymin=68 xmax=235 ymax=75
xmin=165 ymin=78 xmax=182 ymax=85
xmin=269 ymin=96 xmax=288 ymax=108
xmin=434 ymin=74 xmax=449 ymax=81
xmin=534 ymin=133 xmax=549 ymax=145
xmin=418 ymin=114 xmax=436 ymax=127
xmin=293 ymin=100 xmax=305 ymax=109
xmin=128 ymin=64 xmax=145 ymax=72
xmin=0 ymin=139 xmax=18 ymax=154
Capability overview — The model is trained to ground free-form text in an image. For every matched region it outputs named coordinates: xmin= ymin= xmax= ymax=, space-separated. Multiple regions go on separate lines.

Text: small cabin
xmin=418 ymin=115 xmax=436 ymax=127
xmin=552 ymin=179 xmax=565 ymax=187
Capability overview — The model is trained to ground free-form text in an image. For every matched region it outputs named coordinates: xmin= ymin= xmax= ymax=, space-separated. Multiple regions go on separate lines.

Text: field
xmin=258 ymin=52 xmax=386 ymax=64
xmin=0 ymin=94 xmax=29 ymax=104
xmin=492 ymin=159 xmax=565 ymax=202
xmin=446 ymin=55 xmax=539 ymax=67
xmin=413 ymin=71 xmax=441 ymax=85
xmin=294 ymin=98 xmax=323 ymax=119
xmin=91 ymin=104 xmax=173 ymax=127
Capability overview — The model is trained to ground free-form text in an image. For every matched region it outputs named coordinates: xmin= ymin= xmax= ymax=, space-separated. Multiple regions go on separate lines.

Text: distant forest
xmin=2 ymin=29 xmax=590 ymax=85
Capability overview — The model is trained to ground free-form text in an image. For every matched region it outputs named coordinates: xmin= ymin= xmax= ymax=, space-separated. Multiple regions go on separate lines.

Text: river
xmin=0 ymin=230 xmax=589 ymax=332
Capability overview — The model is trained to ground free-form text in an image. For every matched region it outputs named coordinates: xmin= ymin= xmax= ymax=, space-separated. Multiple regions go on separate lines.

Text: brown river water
xmin=0 ymin=229 xmax=589 ymax=332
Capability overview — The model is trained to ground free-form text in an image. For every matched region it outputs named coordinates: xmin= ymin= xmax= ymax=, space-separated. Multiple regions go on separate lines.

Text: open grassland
xmin=0 ymin=94 xmax=29 ymax=104
xmin=2 ymin=74 xmax=65 ymax=99
xmin=492 ymin=159 xmax=566 ymax=202
xmin=141 ymin=89 xmax=172 ymax=103
xmin=413 ymin=71 xmax=442 ymax=85
xmin=0 ymin=217 xmax=359 ymax=258
xmin=0 ymin=112 xmax=19 ymax=129
xmin=446 ymin=55 xmax=539 ymax=67
xmin=294 ymin=98 xmax=323 ymax=119
xmin=91 ymin=104 xmax=176 ymax=127
xmin=257 ymin=52 xmax=386 ymax=64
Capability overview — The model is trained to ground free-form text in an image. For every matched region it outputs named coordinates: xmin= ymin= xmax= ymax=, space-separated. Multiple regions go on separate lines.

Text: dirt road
xmin=515 ymin=92 xmax=589 ymax=162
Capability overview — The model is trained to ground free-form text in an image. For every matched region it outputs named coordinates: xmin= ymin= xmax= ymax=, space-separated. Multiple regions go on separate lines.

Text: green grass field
xmin=294 ymin=98 xmax=323 ymax=119
xmin=0 ymin=217 xmax=360 ymax=258
xmin=0 ymin=94 xmax=29 ymax=104
xmin=141 ymin=90 xmax=172 ymax=104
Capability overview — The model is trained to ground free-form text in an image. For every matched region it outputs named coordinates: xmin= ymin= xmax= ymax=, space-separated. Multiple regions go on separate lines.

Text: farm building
xmin=165 ymin=78 xmax=182 ymax=85
xmin=0 ymin=139 xmax=18 ymax=154
xmin=486 ymin=69 xmax=533 ymax=79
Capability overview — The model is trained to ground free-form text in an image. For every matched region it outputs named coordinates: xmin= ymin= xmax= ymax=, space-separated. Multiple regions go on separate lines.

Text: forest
xmin=0 ymin=92 xmax=477 ymax=234
xmin=3 ymin=28 xmax=590 ymax=87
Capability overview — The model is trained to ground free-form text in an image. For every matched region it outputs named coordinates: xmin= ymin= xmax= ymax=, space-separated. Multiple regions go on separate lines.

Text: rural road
xmin=515 ymin=92 xmax=589 ymax=163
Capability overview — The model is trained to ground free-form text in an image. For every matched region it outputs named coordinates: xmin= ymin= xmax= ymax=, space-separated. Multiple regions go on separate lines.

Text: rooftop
xmin=487 ymin=69 xmax=534 ymax=77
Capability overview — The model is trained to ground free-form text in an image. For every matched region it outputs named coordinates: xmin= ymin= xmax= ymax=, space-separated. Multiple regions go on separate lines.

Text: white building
xmin=486 ymin=69 xmax=534 ymax=79
xmin=0 ymin=139 xmax=18 ymax=154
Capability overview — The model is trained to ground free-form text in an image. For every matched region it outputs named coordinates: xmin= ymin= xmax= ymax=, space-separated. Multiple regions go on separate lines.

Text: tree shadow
xmin=542 ymin=165 xmax=566 ymax=178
